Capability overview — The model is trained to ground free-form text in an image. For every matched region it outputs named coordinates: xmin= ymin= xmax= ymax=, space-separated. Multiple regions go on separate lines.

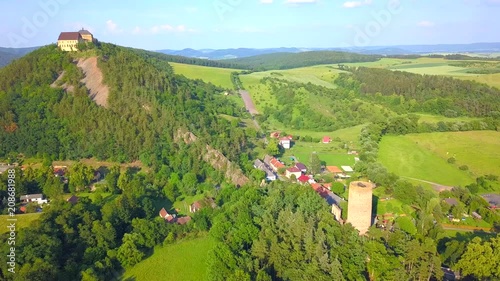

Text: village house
xmin=159 ymin=207 xmax=192 ymax=224
xmin=264 ymin=155 xmax=285 ymax=172
xmin=279 ymin=136 xmax=292 ymax=149
xmin=331 ymin=204 xmax=342 ymax=222
xmin=297 ymin=174 xmax=310 ymax=184
xmin=66 ymin=195 xmax=79 ymax=205
xmin=322 ymin=136 xmax=331 ymax=144
xmin=269 ymin=131 xmax=281 ymax=138
xmin=254 ymin=159 xmax=277 ymax=181
xmin=20 ymin=194 xmax=48 ymax=205
xmin=294 ymin=162 xmax=307 ymax=173
xmin=285 ymin=167 xmax=302 ymax=179
xmin=189 ymin=198 xmax=217 ymax=213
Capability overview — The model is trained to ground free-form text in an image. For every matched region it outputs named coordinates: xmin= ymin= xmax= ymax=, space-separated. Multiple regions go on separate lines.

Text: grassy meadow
xmin=404 ymin=131 xmax=500 ymax=177
xmin=123 ymin=236 xmax=215 ymax=281
xmin=378 ymin=135 xmax=475 ymax=187
xmin=0 ymin=213 xmax=42 ymax=234
xmin=169 ymin=62 xmax=238 ymax=89
xmin=416 ymin=113 xmax=481 ymax=124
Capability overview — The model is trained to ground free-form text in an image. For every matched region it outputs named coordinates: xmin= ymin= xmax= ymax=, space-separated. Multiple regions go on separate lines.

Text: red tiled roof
xmin=323 ymin=183 xmax=332 ymax=190
xmin=270 ymin=158 xmax=285 ymax=169
xmin=322 ymin=136 xmax=331 ymax=143
xmin=298 ymin=175 xmax=309 ymax=182
xmin=326 ymin=166 xmax=343 ymax=174
xmin=176 ymin=216 xmax=191 ymax=225
xmin=58 ymin=32 xmax=81 ymax=41
xmin=311 ymin=183 xmax=322 ymax=191
xmin=159 ymin=208 xmax=168 ymax=218
xmin=287 ymin=167 xmax=301 ymax=173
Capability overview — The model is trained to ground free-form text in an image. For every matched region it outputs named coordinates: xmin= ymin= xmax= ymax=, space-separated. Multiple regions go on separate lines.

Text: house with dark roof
xmin=57 ymin=32 xmax=83 ymax=51
xmin=443 ymin=198 xmax=459 ymax=206
xmin=176 ymin=216 xmax=192 ymax=225
xmin=57 ymin=29 xmax=95 ymax=51
xmin=66 ymin=195 xmax=79 ymax=205
xmin=294 ymin=163 xmax=307 ymax=173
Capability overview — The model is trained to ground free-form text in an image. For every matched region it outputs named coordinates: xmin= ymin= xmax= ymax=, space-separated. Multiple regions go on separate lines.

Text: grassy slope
xmin=378 ymin=135 xmax=475 ymax=186
xmin=0 ymin=213 xmax=42 ymax=234
xmin=169 ymin=62 xmax=238 ymax=89
xmin=123 ymin=236 xmax=215 ymax=281
xmin=404 ymin=131 xmax=500 ymax=177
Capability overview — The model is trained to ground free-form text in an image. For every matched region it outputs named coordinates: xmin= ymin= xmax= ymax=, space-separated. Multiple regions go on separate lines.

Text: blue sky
xmin=2 ymin=0 xmax=499 ymax=50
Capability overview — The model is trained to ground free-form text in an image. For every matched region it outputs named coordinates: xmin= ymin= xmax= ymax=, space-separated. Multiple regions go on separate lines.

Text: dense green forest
xmin=0 ymin=43 xmax=249 ymax=165
xmin=336 ymin=67 xmax=500 ymax=118
xmin=226 ymin=51 xmax=381 ymax=71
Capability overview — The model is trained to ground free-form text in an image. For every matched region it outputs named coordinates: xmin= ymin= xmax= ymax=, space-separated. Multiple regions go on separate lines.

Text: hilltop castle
xmin=57 ymin=28 xmax=96 ymax=52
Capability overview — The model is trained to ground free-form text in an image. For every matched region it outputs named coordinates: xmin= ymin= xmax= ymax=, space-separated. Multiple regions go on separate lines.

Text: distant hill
xmin=224 ymin=51 xmax=381 ymax=70
xmin=157 ymin=42 xmax=500 ymax=60
xmin=0 ymin=46 xmax=39 ymax=67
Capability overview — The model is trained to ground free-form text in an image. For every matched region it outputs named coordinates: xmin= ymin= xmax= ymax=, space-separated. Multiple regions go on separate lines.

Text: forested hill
xmin=138 ymin=48 xmax=247 ymax=69
xmin=225 ymin=51 xmax=381 ymax=70
xmin=0 ymin=43 xmax=249 ymax=168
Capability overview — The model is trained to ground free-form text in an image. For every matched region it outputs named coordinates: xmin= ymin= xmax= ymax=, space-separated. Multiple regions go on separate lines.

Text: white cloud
xmin=106 ymin=20 xmax=120 ymax=33
xmin=343 ymin=0 xmax=372 ymax=8
xmin=417 ymin=20 xmax=435 ymax=27
xmin=260 ymin=0 xmax=273 ymax=3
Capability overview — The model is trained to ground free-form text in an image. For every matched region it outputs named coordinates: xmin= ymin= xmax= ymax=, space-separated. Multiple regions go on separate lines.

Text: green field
xmin=169 ymin=62 xmax=238 ymax=89
xmin=241 ymin=65 xmax=346 ymax=89
xmin=378 ymin=134 xmax=475 ymax=187
xmin=282 ymin=141 xmax=356 ymax=167
xmin=404 ymin=131 xmax=500 ymax=177
xmin=0 ymin=213 xmax=41 ymax=234
xmin=123 ymin=236 xmax=215 ymax=281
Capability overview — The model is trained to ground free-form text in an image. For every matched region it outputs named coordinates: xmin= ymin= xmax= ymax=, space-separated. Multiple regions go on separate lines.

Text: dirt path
xmin=402 ymin=176 xmax=454 ymax=192
xmin=77 ymin=57 xmax=109 ymax=107
xmin=240 ymin=90 xmax=258 ymax=115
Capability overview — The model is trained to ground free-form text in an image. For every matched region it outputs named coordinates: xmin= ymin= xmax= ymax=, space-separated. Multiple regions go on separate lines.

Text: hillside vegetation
xmin=226 ymin=51 xmax=381 ymax=70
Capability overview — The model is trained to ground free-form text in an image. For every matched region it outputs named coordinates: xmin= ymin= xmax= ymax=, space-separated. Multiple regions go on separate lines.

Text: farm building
xmin=326 ymin=166 xmax=343 ymax=175
xmin=341 ymin=166 xmax=354 ymax=173
xmin=322 ymin=136 xmax=331 ymax=144
xmin=347 ymin=181 xmax=374 ymax=235
xmin=20 ymin=194 xmax=48 ymax=205
xmin=471 ymin=212 xmax=482 ymax=220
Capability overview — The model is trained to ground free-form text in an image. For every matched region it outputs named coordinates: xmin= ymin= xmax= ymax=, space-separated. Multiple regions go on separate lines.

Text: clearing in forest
xmin=77 ymin=56 xmax=109 ymax=107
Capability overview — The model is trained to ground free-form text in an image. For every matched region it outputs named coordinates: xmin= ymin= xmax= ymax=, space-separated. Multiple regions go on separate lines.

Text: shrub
xmin=459 ymin=165 xmax=469 ymax=171
xmin=447 ymin=157 xmax=456 ymax=164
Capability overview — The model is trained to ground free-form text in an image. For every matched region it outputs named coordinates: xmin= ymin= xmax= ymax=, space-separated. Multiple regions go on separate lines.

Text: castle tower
xmin=347 ymin=181 xmax=373 ymax=235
